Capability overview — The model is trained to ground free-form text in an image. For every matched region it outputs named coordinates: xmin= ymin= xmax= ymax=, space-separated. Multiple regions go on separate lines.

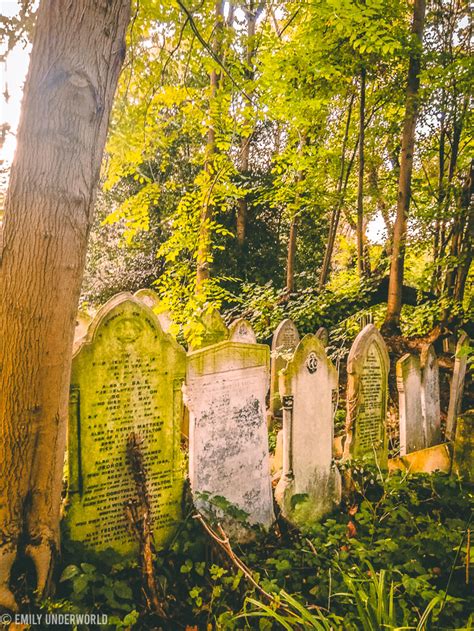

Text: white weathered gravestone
xmin=269 ymin=319 xmax=300 ymax=418
xmin=343 ymin=324 xmax=389 ymax=466
xmin=446 ymin=332 xmax=470 ymax=440
xmin=185 ymin=340 xmax=274 ymax=540
xmin=275 ymin=335 xmax=341 ymax=525
xmin=397 ymin=354 xmax=424 ymax=455
xmin=420 ymin=344 xmax=441 ymax=448
xmin=66 ymin=293 xmax=186 ymax=556
xmin=134 ymin=288 xmax=173 ymax=334
xmin=229 ymin=318 xmax=257 ymax=344
xmin=315 ymin=327 xmax=329 ymax=347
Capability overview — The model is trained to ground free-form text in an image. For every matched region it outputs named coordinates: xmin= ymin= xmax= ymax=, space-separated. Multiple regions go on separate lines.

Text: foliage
xmin=51 ymin=471 xmax=473 ymax=629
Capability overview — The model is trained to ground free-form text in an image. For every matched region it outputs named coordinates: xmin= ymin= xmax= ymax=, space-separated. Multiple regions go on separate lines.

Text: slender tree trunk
xmin=237 ymin=1 xmax=262 ymax=250
xmin=286 ymin=217 xmax=298 ymax=293
xmin=196 ymin=1 xmax=224 ymax=292
xmin=319 ymin=93 xmax=355 ymax=288
xmin=0 ymin=0 xmax=130 ymax=610
xmin=382 ymin=0 xmax=426 ymax=335
xmin=357 ymin=66 xmax=366 ymax=277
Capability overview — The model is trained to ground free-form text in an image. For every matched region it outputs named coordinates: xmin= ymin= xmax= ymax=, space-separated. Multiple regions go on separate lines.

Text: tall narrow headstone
xmin=134 ymin=288 xmax=173 ymax=334
xmin=452 ymin=411 xmax=474 ymax=483
xmin=343 ymin=324 xmax=389 ymax=466
xmin=269 ymin=319 xmax=300 ymax=418
xmin=420 ymin=344 xmax=441 ymax=448
xmin=185 ymin=340 xmax=274 ymax=540
xmin=446 ymin=332 xmax=470 ymax=440
xmin=397 ymin=354 xmax=424 ymax=455
xmin=229 ymin=318 xmax=257 ymax=344
xmin=275 ymin=335 xmax=341 ymax=525
xmin=66 ymin=293 xmax=186 ymax=556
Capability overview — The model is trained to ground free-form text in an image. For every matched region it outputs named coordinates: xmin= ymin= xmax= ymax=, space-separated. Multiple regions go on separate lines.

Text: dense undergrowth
xmin=44 ymin=467 xmax=473 ymax=630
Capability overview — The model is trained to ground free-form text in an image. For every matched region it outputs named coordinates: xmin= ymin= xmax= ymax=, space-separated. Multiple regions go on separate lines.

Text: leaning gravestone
xmin=275 ymin=335 xmax=341 ymax=525
xmin=397 ymin=354 xmax=424 ymax=455
xmin=185 ymin=340 xmax=274 ymax=540
xmin=420 ymin=344 xmax=441 ymax=448
xmin=66 ymin=293 xmax=186 ymax=556
xmin=229 ymin=318 xmax=257 ymax=344
xmin=343 ymin=324 xmax=389 ymax=466
xmin=269 ymin=319 xmax=300 ymax=418
xmin=446 ymin=332 xmax=470 ymax=440
xmin=452 ymin=410 xmax=474 ymax=484
xmin=134 ymin=288 xmax=173 ymax=334
xmin=315 ymin=327 xmax=329 ymax=347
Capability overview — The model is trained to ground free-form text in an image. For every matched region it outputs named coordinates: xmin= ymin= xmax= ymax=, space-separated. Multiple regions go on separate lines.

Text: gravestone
xmin=190 ymin=309 xmax=228 ymax=350
xmin=397 ymin=354 xmax=424 ymax=455
xmin=269 ymin=319 xmax=300 ymax=418
xmin=446 ymin=332 xmax=470 ymax=440
xmin=229 ymin=318 xmax=257 ymax=344
xmin=134 ymin=288 xmax=173 ymax=334
xmin=452 ymin=411 xmax=474 ymax=484
xmin=420 ymin=344 xmax=441 ymax=448
xmin=343 ymin=324 xmax=389 ymax=466
xmin=185 ymin=340 xmax=274 ymax=540
xmin=315 ymin=327 xmax=329 ymax=347
xmin=275 ymin=335 xmax=340 ymax=525
xmin=74 ymin=308 xmax=93 ymax=344
xmin=66 ymin=293 xmax=186 ymax=556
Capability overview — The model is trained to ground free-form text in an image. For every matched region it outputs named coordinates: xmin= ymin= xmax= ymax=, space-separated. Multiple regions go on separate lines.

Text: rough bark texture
xmin=382 ymin=0 xmax=426 ymax=335
xmin=0 ymin=0 xmax=130 ymax=610
xmin=196 ymin=1 xmax=224 ymax=291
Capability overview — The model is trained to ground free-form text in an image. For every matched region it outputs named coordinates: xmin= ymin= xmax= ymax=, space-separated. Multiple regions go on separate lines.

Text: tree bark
xmin=286 ymin=216 xmax=297 ymax=293
xmin=357 ymin=66 xmax=366 ymax=277
xmin=196 ymin=1 xmax=225 ymax=292
xmin=319 ymin=93 xmax=355 ymax=289
xmin=382 ymin=0 xmax=426 ymax=335
xmin=0 ymin=0 xmax=130 ymax=610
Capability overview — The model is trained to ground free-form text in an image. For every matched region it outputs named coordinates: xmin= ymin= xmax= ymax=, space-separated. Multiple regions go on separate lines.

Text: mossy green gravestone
xmin=66 ymin=293 xmax=185 ymax=556
xmin=185 ymin=340 xmax=274 ymax=541
xmin=343 ymin=324 xmax=389 ymax=467
xmin=275 ymin=335 xmax=341 ymax=525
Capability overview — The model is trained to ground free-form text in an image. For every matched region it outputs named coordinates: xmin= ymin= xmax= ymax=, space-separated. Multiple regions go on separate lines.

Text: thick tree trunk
xmin=196 ymin=1 xmax=224 ymax=292
xmin=0 ymin=0 xmax=130 ymax=610
xmin=382 ymin=0 xmax=426 ymax=335
xmin=357 ymin=66 xmax=366 ymax=277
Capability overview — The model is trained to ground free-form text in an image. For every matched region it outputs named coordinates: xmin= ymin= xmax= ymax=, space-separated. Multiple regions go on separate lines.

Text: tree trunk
xmin=0 ymin=0 xmax=130 ymax=610
xmin=286 ymin=217 xmax=297 ymax=293
xmin=382 ymin=0 xmax=426 ymax=335
xmin=357 ymin=66 xmax=366 ymax=277
xmin=196 ymin=1 xmax=224 ymax=292
xmin=236 ymin=1 xmax=262 ymax=250
xmin=319 ymin=93 xmax=355 ymax=289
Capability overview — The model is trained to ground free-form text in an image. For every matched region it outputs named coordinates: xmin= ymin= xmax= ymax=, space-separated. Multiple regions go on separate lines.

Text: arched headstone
xmin=397 ymin=354 xmax=424 ymax=455
xmin=134 ymin=288 xmax=173 ymax=334
xmin=343 ymin=324 xmax=389 ymax=467
xmin=228 ymin=318 xmax=257 ymax=344
xmin=269 ymin=319 xmax=300 ymax=418
xmin=66 ymin=293 xmax=186 ymax=556
xmin=275 ymin=335 xmax=341 ymax=525
xmin=315 ymin=327 xmax=329 ymax=348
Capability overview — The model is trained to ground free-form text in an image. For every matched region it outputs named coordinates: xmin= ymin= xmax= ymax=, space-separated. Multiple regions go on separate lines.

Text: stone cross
xmin=343 ymin=324 xmax=389 ymax=467
xmin=185 ymin=340 xmax=274 ymax=541
xmin=446 ymin=331 xmax=470 ymax=440
xmin=269 ymin=319 xmax=300 ymax=418
xmin=275 ymin=335 xmax=341 ymax=525
xmin=66 ymin=293 xmax=186 ymax=556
